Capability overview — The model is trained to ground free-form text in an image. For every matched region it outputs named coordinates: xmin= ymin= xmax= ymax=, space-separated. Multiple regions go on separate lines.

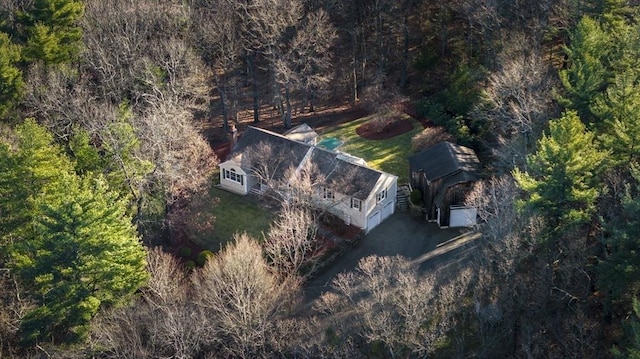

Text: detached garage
xmin=449 ymin=206 xmax=477 ymax=228
xmin=409 ymin=141 xmax=482 ymax=228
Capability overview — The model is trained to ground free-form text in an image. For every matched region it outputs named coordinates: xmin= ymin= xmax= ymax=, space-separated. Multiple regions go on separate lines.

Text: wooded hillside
xmin=2 ymin=0 xmax=640 ymax=357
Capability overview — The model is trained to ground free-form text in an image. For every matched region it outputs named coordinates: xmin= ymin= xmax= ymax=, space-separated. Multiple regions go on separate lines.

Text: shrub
xmin=410 ymin=189 xmax=423 ymax=205
xmin=184 ymin=260 xmax=196 ymax=270
xmin=369 ymin=112 xmax=393 ymax=134
xmin=178 ymin=247 xmax=192 ymax=258
xmin=196 ymin=250 xmax=214 ymax=267
xmin=416 ymin=98 xmax=451 ymax=127
xmin=416 ymin=98 xmax=478 ymax=148
xmin=411 ymin=126 xmax=454 ymax=151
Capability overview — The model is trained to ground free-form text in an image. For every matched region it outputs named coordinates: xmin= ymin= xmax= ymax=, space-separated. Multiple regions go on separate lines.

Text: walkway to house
xmin=304 ymin=211 xmax=481 ymax=302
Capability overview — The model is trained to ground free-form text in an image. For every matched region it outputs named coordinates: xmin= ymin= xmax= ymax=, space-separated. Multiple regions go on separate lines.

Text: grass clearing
xmin=189 ymin=182 xmax=274 ymax=251
xmin=318 ymin=114 xmax=422 ymax=183
xmin=190 ymin=112 xmax=419 ymax=250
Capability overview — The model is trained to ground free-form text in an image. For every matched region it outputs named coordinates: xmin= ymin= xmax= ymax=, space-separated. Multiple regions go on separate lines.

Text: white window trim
xmin=376 ymin=188 xmax=387 ymax=203
xmin=223 ymin=168 xmax=244 ymax=185
xmin=322 ymin=186 xmax=334 ymax=200
xmin=351 ymin=197 xmax=362 ymax=211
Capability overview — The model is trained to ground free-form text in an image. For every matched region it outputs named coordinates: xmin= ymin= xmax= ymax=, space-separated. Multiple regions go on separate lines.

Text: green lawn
xmin=189 ymin=184 xmax=274 ymax=251
xmin=190 ymin=114 xmax=418 ymax=250
xmin=318 ymin=114 xmax=422 ymax=183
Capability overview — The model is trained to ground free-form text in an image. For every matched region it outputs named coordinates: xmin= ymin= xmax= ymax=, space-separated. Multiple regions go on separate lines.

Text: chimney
xmin=228 ymin=122 xmax=238 ymax=150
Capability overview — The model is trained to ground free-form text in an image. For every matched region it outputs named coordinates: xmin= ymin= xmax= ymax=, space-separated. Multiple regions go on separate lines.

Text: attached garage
xmin=449 ymin=206 xmax=477 ymax=227
xmin=367 ymin=211 xmax=381 ymax=233
xmin=382 ymin=201 xmax=394 ymax=220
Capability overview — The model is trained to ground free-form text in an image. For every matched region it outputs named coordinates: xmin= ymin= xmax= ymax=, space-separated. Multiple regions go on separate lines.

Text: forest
xmin=2 ymin=0 xmax=640 ymax=357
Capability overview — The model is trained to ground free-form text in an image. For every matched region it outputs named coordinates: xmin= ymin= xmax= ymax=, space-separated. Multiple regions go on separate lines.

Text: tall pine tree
xmin=514 ymin=110 xmax=608 ymax=229
xmin=592 ymin=70 xmax=640 ymax=165
xmin=1 ymin=119 xmax=148 ymax=344
xmin=17 ymin=0 xmax=84 ymax=64
xmin=0 ymin=32 xmax=23 ymax=118
xmin=558 ymin=16 xmax=612 ymax=126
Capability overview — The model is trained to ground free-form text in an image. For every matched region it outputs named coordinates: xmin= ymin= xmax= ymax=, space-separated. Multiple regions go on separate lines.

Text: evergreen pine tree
xmin=592 ymin=71 xmax=640 ymax=165
xmin=514 ymin=110 xmax=609 ymax=229
xmin=13 ymin=175 xmax=148 ymax=344
xmin=0 ymin=32 xmax=24 ymax=118
xmin=17 ymin=0 xmax=84 ymax=64
xmin=558 ymin=16 xmax=612 ymax=126
xmin=599 ymin=165 xmax=640 ymax=310
xmin=0 ymin=120 xmax=148 ymax=344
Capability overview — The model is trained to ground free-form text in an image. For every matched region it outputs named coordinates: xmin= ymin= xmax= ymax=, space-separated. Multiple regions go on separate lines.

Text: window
xmin=351 ymin=198 xmax=362 ymax=211
xmin=223 ymin=168 xmax=244 ymax=185
xmin=376 ymin=188 xmax=387 ymax=203
xmin=322 ymin=187 xmax=334 ymax=200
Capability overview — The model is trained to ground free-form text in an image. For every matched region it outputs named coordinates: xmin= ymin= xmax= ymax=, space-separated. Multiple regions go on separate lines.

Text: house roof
xmin=227 ymin=126 xmax=392 ymax=200
xmin=308 ymin=147 xmax=383 ymax=199
xmin=228 ymin=126 xmax=310 ymax=181
xmin=283 ymin=123 xmax=318 ymax=144
xmin=408 ymin=141 xmax=481 ymax=182
xmin=327 ymin=158 xmax=383 ymax=199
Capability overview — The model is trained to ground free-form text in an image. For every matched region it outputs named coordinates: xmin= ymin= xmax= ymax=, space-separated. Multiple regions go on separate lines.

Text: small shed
xmin=408 ymin=141 xmax=481 ymax=228
xmin=283 ymin=123 xmax=318 ymax=145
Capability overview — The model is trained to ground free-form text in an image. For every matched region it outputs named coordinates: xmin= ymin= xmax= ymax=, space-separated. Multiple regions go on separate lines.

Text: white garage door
xmin=382 ymin=201 xmax=394 ymax=220
xmin=367 ymin=211 xmax=381 ymax=232
xmin=449 ymin=206 xmax=477 ymax=227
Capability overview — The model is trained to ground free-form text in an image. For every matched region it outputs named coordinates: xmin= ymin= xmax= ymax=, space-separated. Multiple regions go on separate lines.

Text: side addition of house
xmin=218 ymin=124 xmax=398 ymax=234
xmin=408 ymin=141 xmax=481 ymax=228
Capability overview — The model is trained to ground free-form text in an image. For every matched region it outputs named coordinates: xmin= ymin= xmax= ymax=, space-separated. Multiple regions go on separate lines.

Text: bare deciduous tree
xmin=316 ymin=255 xmax=469 ymax=358
xmin=191 ymin=0 xmax=244 ymax=130
xmin=0 ymin=268 xmax=34 ymax=358
xmin=471 ymin=37 xmax=557 ymax=171
xmin=135 ymin=93 xmax=218 ymax=206
xmin=264 ymin=201 xmax=319 ymax=278
xmin=288 ymin=9 xmax=337 ymax=113
xmin=92 ymin=248 xmax=206 ymax=358
xmin=193 ymin=233 xmax=298 ymax=358
xmin=82 ymin=0 xmax=204 ymax=106
xmin=411 ymin=125 xmax=454 ymax=151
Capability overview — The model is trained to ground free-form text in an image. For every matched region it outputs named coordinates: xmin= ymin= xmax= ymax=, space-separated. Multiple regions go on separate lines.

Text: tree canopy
xmin=1 ymin=120 xmax=148 ymax=344
xmin=514 ymin=110 xmax=608 ymax=229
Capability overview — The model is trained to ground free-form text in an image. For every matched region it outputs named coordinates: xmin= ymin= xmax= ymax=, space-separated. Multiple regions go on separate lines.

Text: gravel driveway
xmin=304 ymin=211 xmax=480 ymax=301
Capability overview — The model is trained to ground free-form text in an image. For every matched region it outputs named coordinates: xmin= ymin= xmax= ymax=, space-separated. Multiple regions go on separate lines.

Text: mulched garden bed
xmin=355 ymin=117 xmax=414 ymax=140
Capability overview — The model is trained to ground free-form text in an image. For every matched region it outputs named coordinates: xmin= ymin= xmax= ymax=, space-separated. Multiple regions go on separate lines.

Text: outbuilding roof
xmin=283 ymin=123 xmax=319 ymax=144
xmin=408 ymin=141 xmax=481 ymax=182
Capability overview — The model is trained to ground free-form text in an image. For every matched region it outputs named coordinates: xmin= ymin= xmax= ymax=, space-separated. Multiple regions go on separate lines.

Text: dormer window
xmin=322 ymin=187 xmax=334 ymax=200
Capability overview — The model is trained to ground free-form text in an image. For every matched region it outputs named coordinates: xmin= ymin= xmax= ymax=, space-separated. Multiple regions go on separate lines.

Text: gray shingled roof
xmin=296 ymin=143 xmax=383 ymax=200
xmin=326 ymin=158 xmax=382 ymax=199
xmin=408 ymin=141 xmax=481 ymax=181
xmin=307 ymin=147 xmax=382 ymax=199
xmin=228 ymin=126 xmax=311 ymax=180
xmin=229 ymin=126 xmax=386 ymax=199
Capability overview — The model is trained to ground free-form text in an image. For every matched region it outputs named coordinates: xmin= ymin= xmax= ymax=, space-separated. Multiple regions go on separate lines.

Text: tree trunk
xmin=376 ymin=10 xmax=384 ymax=81
xmin=217 ymin=75 xmax=229 ymax=133
xmin=284 ymin=85 xmax=292 ymax=128
xmin=352 ymin=30 xmax=358 ymax=104
xmin=400 ymin=4 xmax=410 ymax=88
xmin=247 ymin=53 xmax=260 ymax=123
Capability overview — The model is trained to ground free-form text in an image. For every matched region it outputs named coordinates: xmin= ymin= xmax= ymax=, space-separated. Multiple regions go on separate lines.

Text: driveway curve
xmin=304 ymin=211 xmax=480 ymax=302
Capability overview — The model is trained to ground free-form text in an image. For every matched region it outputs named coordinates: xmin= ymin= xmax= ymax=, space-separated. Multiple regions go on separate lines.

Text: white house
xmin=219 ymin=125 xmax=398 ymax=234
